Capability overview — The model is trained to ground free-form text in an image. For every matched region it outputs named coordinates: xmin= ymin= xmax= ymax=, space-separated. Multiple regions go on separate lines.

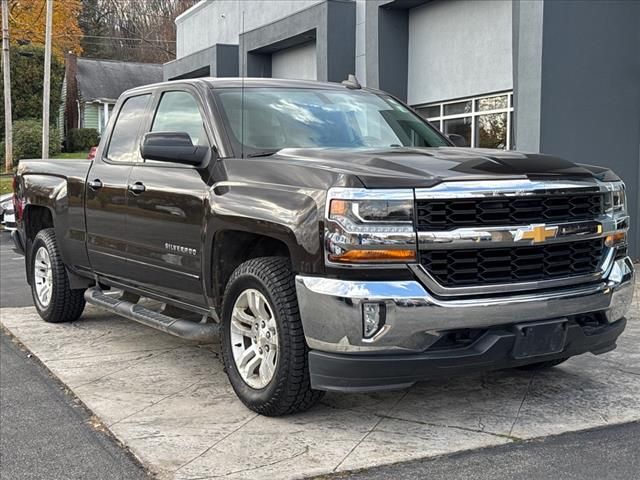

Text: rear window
xmin=106 ymin=94 xmax=151 ymax=163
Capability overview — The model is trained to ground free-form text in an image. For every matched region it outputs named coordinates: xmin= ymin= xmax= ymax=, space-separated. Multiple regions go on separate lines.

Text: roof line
xmin=76 ymin=56 xmax=162 ymax=67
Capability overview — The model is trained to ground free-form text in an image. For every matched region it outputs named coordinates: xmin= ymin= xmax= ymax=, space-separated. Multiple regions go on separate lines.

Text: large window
xmin=415 ymin=92 xmax=514 ymax=150
xmin=214 ymin=88 xmax=449 ymax=157
xmin=151 ymin=91 xmax=207 ymax=146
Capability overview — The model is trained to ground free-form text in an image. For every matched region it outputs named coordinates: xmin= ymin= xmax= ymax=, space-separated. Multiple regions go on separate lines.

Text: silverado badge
xmin=515 ymin=224 xmax=558 ymax=243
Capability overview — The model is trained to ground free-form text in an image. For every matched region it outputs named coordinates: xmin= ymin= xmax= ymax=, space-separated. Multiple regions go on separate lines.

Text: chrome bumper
xmin=295 ymin=257 xmax=635 ymax=354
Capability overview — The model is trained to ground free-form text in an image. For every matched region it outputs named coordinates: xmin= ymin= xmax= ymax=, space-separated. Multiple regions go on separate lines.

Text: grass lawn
xmin=0 ymin=175 xmax=12 ymax=195
xmin=53 ymin=151 xmax=89 ymax=159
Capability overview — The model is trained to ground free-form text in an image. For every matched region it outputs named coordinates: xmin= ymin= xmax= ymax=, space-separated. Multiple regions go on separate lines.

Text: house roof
xmin=76 ymin=57 xmax=163 ymax=103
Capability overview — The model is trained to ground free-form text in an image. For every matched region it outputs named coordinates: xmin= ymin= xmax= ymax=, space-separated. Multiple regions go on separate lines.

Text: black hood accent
xmin=272 ymin=147 xmax=618 ymax=188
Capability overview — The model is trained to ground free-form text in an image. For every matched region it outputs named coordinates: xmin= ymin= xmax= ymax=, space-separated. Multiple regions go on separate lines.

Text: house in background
xmin=59 ymin=55 xmax=163 ymax=139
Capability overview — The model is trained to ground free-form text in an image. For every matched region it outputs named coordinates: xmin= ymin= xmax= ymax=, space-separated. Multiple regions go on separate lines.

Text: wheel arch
xmin=209 ymin=228 xmax=295 ymax=312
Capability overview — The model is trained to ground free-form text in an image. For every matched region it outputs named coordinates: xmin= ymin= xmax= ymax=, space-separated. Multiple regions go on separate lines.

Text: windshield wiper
xmin=247 ymin=149 xmax=281 ymax=158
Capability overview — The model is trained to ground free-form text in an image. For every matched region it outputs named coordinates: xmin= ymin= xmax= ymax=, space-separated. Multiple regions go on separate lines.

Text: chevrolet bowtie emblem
xmin=516 ymin=224 xmax=558 ymax=243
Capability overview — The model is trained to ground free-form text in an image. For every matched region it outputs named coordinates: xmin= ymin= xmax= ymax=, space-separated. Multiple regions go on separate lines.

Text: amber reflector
xmin=329 ymin=200 xmax=349 ymax=217
xmin=330 ymin=249 xmax=416 ymax=263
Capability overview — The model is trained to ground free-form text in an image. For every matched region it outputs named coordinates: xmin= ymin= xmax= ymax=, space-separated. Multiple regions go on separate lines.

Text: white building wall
xmin=407 ymin=0 xmax=512 ymax=105
xmin=271 ymin=41 xmax=317 ymax=79
xmin=176 ymin=0 xmax=322 ymax=58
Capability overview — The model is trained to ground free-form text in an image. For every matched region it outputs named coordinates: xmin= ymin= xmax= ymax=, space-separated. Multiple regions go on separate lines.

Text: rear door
xmin=85 ymin=93 xmax=151 ymax=279
xmin=124 ymin=88 xmax=213 ymax=306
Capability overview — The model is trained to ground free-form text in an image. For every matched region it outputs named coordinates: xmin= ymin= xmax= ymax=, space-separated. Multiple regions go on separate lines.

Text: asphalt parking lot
xmin=1 ymin=232 xmax=639 ymax=479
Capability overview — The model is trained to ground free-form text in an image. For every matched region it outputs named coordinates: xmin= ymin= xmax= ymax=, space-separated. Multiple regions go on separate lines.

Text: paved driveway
xmin=1 ymin=272 xmax=638 ymax=480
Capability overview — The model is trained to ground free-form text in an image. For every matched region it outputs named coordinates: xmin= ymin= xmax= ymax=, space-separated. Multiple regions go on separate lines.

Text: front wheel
xmin=30 ymin=228 xmax=86 ymax=323
xmin=221 ymin=257 xmax=324 ymax=416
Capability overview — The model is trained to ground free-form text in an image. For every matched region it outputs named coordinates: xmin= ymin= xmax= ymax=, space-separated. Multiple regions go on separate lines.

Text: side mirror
xmin=446 ymin=133 xmax=467 ymax=147
xmin=141 ymin=132 xmax=209 ymax=165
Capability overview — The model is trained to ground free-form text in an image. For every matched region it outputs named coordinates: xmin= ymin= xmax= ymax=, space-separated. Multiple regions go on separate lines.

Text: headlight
xmin=603 ymin=182 xmax=627 ymax=218
xmin=603 ymin=182 xmax=628 ymax=249
xmin=324 ymin=188 xmax=417 ymax=265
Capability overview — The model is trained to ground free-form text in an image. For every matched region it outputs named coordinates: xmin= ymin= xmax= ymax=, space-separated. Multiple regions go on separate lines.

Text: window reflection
xmin=476 ymin=95 xmax=508 ymax=112
xmin=476 ymin=112 xmax=507 ymax=149
xmin=151 ymin=91 xmax=206 ymax=146
xmin=215 ymin=88 xmax=449 ymax=156
xmin=444 ymin=101 xmax=472 ymax=116
xmin=444 ymin=117 xmax=471 ymax=147
xmin=106 ymin=94 xmax=151 ymax=162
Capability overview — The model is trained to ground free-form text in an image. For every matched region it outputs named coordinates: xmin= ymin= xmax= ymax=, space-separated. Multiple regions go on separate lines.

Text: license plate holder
xmin=512 ymin=319 xmax=568 ymax=359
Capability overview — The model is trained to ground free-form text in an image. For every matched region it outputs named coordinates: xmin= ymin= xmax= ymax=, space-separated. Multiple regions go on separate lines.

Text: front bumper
xmin=295 ymin=257 xmax=635 ymax=391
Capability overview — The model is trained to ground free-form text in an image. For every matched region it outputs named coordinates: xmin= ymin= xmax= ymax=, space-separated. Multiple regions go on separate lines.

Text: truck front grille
xmin=419 ymin=238 xmax=604 ymax=287
xmin=415 ymin=193 xmax=603 ymax=231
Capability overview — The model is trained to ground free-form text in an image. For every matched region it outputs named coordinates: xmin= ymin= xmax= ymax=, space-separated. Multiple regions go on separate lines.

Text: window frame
xmin=414 ymin=91 xmax=514 ymax=150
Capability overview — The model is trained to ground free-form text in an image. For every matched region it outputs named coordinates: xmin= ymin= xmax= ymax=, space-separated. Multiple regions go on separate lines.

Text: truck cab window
xmin=151 ymin=91 xmax=207 ymax=146
xmin=106 ymin=94 xmax=151 ymax=163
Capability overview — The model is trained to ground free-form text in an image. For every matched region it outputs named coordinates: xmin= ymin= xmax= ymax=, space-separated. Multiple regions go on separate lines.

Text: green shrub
xmin=0 ymin=45 xmax=63 ymax=142
xmin=12 ymin=119 xmax=61 ymax=165
xmin=66 ymin=128 xmax=100 ymax=152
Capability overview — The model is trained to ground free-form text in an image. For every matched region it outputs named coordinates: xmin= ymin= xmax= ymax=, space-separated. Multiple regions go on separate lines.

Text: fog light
xmin=363 ymin=302 xmax=385 ymax=338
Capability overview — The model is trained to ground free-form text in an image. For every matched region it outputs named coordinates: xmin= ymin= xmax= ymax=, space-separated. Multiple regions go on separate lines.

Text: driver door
xmin=124 ymin=89 xmax=212 ymax=306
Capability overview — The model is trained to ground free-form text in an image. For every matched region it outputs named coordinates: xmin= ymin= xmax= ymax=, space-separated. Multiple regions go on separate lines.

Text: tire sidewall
xmin=221 ymin=273 xmax=290 ymax=407
xmin=30 ymin=231 xmax=61 ymax=320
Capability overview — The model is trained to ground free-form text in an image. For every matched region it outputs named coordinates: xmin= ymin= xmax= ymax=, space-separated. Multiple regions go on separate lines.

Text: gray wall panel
xmin=515 ymin=0 xmax=640 ymax=257
xmin=407 ymin=0 xmax=513 ymax=105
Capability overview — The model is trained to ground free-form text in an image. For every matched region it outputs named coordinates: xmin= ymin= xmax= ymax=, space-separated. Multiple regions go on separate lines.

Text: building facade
xmin=164 ymin=0 xmax=640 ymax=258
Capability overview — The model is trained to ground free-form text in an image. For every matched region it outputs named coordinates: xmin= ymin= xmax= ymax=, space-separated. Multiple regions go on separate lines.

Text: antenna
xmin=240 ymin=10 xmax=245 ymax=159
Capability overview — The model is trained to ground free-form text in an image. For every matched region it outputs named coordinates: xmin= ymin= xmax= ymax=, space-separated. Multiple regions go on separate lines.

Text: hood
xmin=272 ymin=147 xmax=617 ymax=188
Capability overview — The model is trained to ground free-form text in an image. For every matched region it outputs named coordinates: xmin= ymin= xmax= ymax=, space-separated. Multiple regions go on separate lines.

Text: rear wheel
xmin=516 ymin=357 xmax=569 ymax=371
xmin=30 ymin=228 xmax=86 ymax=323
xmin=221 ymin=257 xmax=324 ymax=416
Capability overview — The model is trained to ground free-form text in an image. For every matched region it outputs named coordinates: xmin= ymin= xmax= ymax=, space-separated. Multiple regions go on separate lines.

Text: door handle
xmin=128 ymin=182 xmax=146 ymax=195
xmin=88 ymin=179 xmax=103 ymax=190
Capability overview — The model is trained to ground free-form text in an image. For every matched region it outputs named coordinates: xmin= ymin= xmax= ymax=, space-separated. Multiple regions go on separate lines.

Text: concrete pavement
xmin=1 ymin=276 xmax=638 ymax=479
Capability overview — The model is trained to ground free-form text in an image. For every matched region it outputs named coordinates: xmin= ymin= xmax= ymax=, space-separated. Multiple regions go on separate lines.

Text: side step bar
xmin=84 ymin=287 xmax=219 ymax=342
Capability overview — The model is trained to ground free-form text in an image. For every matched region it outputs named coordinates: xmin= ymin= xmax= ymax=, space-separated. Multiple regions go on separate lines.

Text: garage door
xmin=271 ymin=41 xmax=317 ymax=80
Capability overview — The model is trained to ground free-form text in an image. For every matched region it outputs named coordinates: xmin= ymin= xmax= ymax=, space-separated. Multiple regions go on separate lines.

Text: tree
xmin=79 ymin=0 xmax=197 ymax=63
xmin=0 ymin=44 xmax=64 ymax=143
xmin=8 ymin=0 xmax=83 ymax=60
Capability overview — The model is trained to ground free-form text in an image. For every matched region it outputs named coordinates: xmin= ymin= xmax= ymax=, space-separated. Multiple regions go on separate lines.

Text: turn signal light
xmin=605 ymin=231 xmax=626 ymax=248
xmin=329 ymin=199 xmax=349 ymax=217
xmin=329 ymin=249 xmax=416 ymax=263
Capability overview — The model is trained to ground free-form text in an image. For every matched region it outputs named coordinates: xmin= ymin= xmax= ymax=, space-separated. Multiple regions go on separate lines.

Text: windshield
xmin=213 ymin=87 xmax=449 ymax=157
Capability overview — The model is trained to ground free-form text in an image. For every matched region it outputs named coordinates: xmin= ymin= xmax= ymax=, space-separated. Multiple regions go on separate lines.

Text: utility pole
xmin=41 ymin=0 xmax=53 ymax=159
xmin=2 ymin=0 xmax=12 ymax=172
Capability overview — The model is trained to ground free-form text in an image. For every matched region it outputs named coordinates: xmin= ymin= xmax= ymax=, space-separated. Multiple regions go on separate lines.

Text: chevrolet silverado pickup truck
xmin=12 ymin=78 xmax=635 ymax=416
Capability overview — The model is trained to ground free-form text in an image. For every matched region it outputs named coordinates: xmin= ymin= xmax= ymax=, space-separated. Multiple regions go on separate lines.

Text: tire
xmin=221 ymin=257 xmax=324 ymax=416
xmin=30 ymin=228 xmax=86 ymax=323
xmin=516 ymin=357 xmax=569 ymax=371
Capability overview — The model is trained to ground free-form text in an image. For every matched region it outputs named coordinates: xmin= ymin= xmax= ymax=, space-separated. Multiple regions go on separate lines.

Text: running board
xmin=84 ymin=287 xmax=219 ymax=342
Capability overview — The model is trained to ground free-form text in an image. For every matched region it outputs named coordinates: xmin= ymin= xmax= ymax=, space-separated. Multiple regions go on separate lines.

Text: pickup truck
xmin=12 ymin=78 xmax=635 ymax=416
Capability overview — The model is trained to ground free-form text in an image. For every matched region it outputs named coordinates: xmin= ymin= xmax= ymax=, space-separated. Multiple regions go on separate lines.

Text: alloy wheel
xmin=230 ymin=289 xmax=279 ymax=389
